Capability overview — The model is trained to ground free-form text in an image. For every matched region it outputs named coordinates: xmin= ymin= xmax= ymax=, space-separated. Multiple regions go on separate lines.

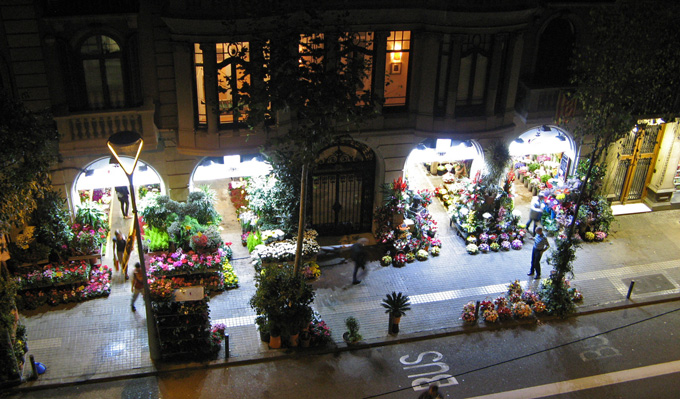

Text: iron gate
xmin=611 ymin=124 xmax=662 ymax=202
xmin=310 ymin=142 xmax=375 ymax=235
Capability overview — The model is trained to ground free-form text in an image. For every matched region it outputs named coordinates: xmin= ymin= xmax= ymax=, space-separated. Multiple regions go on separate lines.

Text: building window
xmin=194 ymin=44 xmax=206 ymax=124
xmin=456 ymin=34 xmax=491 ymax=115
xmin=384 ymin=31 xmax=410 ymax=107
xmin=80 ymin=35 xmax=125 ymax=109
xmin=344 ymin=32 xmax=374 ymax=101
xmin=434 ymin=34 xmax=452 ymax=117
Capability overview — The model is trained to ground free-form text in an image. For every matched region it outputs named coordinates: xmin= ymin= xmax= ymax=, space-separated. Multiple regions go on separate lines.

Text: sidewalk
xmin=7 ymin=199 xmax=680 ymax=392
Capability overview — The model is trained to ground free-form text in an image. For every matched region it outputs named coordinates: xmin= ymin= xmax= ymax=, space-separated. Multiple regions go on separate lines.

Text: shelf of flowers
xmin=152 ymin=299 xmax=220 ymax=360
xmin=461 ymin=277 xmax=584 ymax=324
xmin=436 ymin=176 xmax=527 ymax=255
xmin=374 ymin=178 xmax=442 ymax=267
xmin=249 ymin=229 xmax=322 ymax=280
xmin=14 ymin=261 xmax=112 ymax=310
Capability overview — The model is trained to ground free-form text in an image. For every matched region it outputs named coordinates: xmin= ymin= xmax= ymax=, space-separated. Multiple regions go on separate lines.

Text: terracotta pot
xmin=269 ymin=334 xmax=281 ymax=349
xmin=389 ymin=313 xmax=402 ymax=334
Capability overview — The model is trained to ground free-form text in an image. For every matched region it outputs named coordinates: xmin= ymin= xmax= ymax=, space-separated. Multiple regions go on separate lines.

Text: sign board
xmin=174 ymin=286 xmax=204 ymax=302
xmin=559 ymin=155 xmax=571 ymax=181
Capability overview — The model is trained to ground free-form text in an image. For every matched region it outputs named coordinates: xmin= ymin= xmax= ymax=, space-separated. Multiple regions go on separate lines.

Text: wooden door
xmin=611 ymin=124 xmax=663 ymax=203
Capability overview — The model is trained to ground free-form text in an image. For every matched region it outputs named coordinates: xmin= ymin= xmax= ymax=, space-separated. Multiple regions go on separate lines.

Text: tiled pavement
xmin=9 ymin=177 xmax=680 ymax=391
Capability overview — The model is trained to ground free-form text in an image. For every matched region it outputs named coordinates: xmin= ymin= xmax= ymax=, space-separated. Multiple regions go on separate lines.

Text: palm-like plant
xmin=381 ymin=291 xmax=411 ymax=318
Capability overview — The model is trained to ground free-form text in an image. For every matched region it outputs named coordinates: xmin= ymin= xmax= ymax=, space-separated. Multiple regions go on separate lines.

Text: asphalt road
xmin=4 ymin=301 xmax=680 ymax=399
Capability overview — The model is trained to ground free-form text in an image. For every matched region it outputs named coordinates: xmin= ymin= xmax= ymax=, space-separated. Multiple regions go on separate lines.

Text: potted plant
xmin=381 ymin=291 xmax=411 ymax=334
xmin=343 ymin=316 xmax=362 ymax=346
xmin=255 ymin=315 xmax=270 ymax=343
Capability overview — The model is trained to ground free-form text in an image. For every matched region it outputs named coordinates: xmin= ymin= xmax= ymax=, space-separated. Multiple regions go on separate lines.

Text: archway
xmin=73 ymin=156 xmax=164 ymax=212
xmin=310 ymin=140 xmax=376 ymax=236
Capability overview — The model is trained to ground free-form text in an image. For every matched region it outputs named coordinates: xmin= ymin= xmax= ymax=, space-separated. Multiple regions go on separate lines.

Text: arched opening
xmin=310 ymin=141 xmax=376 ymax=236
xmin=534 ymin=18 xmax=575 ymax=87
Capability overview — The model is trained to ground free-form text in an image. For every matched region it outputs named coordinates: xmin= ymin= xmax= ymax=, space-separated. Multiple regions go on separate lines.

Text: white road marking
xmin=464 ymin=360 xmax=680 ymax=399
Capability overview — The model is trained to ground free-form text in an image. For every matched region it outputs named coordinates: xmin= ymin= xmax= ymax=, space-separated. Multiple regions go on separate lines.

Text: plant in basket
xmin=483 ymin=309 xmax=499 ymax=323
xmin=381 ymin=255 xmax=392 ymax=266
xmin=521 ymin=290 xmax=538 ymax=305
xmin=497 ymin=306 xmax=512 ymax=321
xmin=393 ymin=252 xmax=407 ymax=267
xmin=429 ymin=246 xmax=440 ymax=256
xmin=500 ymin=241 xmax=511 ymax=251
xmin=488 ymin=233 xmax=498 ymax=243
xmin=490 ymin=242 xmax=500 ymax=252
xmin=479 ymin=233 xmax=489 ymax=243
xmin=507 ymin=280 xmax=523 ymax=296
xmin=494 ymin=295 xmax=508 ymax=308
xmin=479 ymin=300 xmax=494 ymax=313
xmin=461 ymin=301 xmax=476 ymax=323
xmin=405 ymin=252 xmax=416 ymax=263
xmin=511 ymin=239 xmax=523 ymax=250
xmin=415 ymin=249 xmax=428 ymax=261
xmin=478 ymin=243 xmax=490 ymax=253
xmin=512 ymin=301 xmax=533 ymax=319
xmin=532 ymin=300 xmax=546 ymax=314
xmin=466 ymin=244 xmax=479 ymax=255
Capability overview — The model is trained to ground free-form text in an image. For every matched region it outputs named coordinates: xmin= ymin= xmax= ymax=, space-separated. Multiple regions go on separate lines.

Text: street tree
xmin=239 ymin=8 xmax=380 ymax=273
xmin=548 ymin=0 xmax=680 ymax=315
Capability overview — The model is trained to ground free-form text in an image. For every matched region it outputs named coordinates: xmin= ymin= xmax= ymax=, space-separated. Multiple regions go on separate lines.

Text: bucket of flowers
xmin=500 ymin=241 xmax=511 ymax=251
xmin=532 ymin=300 xmax=546 ymax=314
xmin=466 ymin=243 xmax=479 ymax=255
xmin=488 ymin=233 xmax=498 ymax=243
xmin=405 ymin=252 xmax=416 ymax=263
xmin=478 ymin=243 xmax=490 ymax=253
xmin=594 ymin=231 xmax=607 ymax=242
xmin=415 ymin=249 xmax=429 ymax=261
xmin=466 ymin=235 xmax=478 ymax=245
xmin=381 ymin=255 xmax=392 ymax=267
xmin=497 ymin=306 xmax=512 ymax=321
xmin=494 ymin=295 xmax=508 ymax=309
xmin=461 ymin=302 xmax=476 ymax=323
xmin=393 ymin=252 xmax=407 ymax=267
xmin=511 ymin=239 xmax=523 ymax=250
xmin=483 ymin=309 xmax=499 ymax=323
xmin=490 ymin=242 xmax=500 ymax=252
xmin=479 ymin=233 xmax=489 ymax=243
xmin=430 ymin=246 xmax=440 ymax=256
xmin=512 ymin=301 xmax=533 ymax=319
xmin=521 ymin=290 xmax=538 ymax=305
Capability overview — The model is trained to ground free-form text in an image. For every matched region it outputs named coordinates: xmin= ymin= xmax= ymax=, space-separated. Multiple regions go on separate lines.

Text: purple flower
xmin=500 ymin=233 xmax=509 ymax=241
xmin=501 ymin=241 xmax=511 ymax=250
xmin=511 ymin=239 xmax=523 ymax=250
xmin=479 ymin=243 xmax=490 ymax=253
xmin=479 ymin=233 xmax=489 ymax=243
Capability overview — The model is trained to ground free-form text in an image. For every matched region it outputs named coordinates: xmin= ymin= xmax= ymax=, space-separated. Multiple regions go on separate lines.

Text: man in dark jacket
xmin=351 ymin=238 xmax=369 ymax=285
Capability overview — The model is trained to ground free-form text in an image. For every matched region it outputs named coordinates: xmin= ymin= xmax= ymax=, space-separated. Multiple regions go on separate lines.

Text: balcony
xmin=515 ymin=80 xmax=573 ymax=124
xmin=55 ymin=100 xmax=157 ymax=157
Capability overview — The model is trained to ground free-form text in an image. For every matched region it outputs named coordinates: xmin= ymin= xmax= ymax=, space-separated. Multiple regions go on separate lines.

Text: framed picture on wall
xmin=390 ymin=62 xmax=402 ymax=74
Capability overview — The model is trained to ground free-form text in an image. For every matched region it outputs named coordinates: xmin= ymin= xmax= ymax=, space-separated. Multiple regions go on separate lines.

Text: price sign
xmin=559 ymin=155 xmax=571 ymax=181
xmin=174 ymin=286 xmax=204 ymax=302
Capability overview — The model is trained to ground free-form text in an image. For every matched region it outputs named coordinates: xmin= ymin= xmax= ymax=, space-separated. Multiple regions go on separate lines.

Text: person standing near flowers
xmin=525 ymin=193 xmax=545 ymax=235
xmin=528 ymin=227 xmax=549 ymax=279
xmin=115 ymin=186 xmax=131 ymax=219
xmin=130 ymin=262 xmax=144 ymax=311
xmin=112 ymin=230 xmax=127 ymax=279
xmin=351 ymin=237 xmax=368 ymax=285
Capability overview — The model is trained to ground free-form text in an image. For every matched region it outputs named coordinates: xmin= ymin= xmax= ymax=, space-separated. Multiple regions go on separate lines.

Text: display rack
xmin=152 ymin=298 xmax=215 ymax=360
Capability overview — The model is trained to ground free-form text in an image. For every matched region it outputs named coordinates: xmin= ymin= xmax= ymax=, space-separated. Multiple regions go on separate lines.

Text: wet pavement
xmin=8 ymin=167 xmax=680 ymax=392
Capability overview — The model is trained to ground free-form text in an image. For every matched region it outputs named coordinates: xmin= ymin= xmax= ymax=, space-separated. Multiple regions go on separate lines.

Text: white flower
xmin=483 ymin=212 xmax=492 ymax=219
xmin=460 ymin=208 xmax=469 ymax=216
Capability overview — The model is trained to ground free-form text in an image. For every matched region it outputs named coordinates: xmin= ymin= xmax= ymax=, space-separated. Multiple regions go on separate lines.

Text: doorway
xmin=611 ymin=124 xmax=663 ymax=203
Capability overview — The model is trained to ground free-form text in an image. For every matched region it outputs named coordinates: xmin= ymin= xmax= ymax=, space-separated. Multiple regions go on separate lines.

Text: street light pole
xmin=107 ymin=131 xmax=161 ymax=361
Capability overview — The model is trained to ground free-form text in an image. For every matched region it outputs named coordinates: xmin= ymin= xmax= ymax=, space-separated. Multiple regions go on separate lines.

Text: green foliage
xmin=575 ymin=159 xmax=606 ymax=196
xmin=140 ymin=195 xmax=174 ymax=230
xmin=0 ymin=272 xmax=18 ymax=331
xmin=539 ymin=275 xmax=576 ymax=317
xmin=246 ymin=230 xmax=263 ymax=253
xmin=32 ymin=189 xmax=73 ymax=257
xmin=0 ymin=95 xmax=59 ymax=232
xmin=74 ymin=202 xmax=108 ymax=233
xmin=540 ymin=174 xmax=551 ymax=184
xmin=483 ymin=141 xmax=511 ymax=186
xmin=186 ymin=190 xmax=222 ymax=226
xmin=527 ymin=163 xmax=540 ymax=173
xmin=249 ymin=263 xmax=315 ymax=337
xmin=344 ymin=316 xmax=362 ymax=343
xmin=547 ymin=239 xmax=578 ymax=278
xmin=167 ymin=215 xmax=202 ymax=249
xmin=381 ymin=292 xmax=411 ymax=317
xmin=145 ymin=226 xmax=170 ymax=252
xmin=245 ymin=175 xmax=296 ymax=233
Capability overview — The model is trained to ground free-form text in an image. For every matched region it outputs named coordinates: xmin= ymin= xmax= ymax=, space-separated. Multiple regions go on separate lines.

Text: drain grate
xmin=622 ymin=274 xmax=675 ymax=295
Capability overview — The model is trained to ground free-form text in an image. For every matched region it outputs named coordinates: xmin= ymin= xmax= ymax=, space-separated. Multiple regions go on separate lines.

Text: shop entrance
xmin=310 ymin=142 xmax=375 ymax=236
xmin=611 ymin=124 xmax=663 ymax=203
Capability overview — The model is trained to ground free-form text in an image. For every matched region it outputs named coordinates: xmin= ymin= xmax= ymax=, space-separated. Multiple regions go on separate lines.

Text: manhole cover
xmin=622 ymin=274 xmax=675 ymax=295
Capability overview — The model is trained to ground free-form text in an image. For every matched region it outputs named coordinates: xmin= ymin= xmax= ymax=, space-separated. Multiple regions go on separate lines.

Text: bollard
xmin=29 ymin=355 xmax=37 ymax=381
xmin=224 ymin=333 xmax=229 ymax=358
xmin=626 ymin=280 xmax=635 ymax=299
xmin=475 ymin=300 xmax=480 ymax=320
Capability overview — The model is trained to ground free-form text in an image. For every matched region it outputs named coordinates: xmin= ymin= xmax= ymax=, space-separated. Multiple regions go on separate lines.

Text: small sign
xmin=174 ymin=286 xmax=204 ymax=302
xmin=559 ymin=155 xmax=571 ymax=181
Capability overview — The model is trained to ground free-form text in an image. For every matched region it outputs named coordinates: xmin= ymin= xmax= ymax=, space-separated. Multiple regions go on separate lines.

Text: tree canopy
xmin=0 ymin=95 xmax=60 ymax=233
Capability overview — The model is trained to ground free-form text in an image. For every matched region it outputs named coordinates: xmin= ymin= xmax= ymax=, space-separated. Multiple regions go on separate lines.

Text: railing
xmin=515 ymin=80 xmax=572 ymax=123
xmin=55 ymin=101 xmax=157 ymax=154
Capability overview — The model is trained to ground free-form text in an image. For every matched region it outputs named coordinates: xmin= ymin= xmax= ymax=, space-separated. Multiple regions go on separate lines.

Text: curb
xmin=5 ymin=293 xmax=679 ymax=395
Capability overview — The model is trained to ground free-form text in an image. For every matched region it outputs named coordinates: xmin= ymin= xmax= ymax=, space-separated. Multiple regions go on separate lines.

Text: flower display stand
xmin=152 ymin=295 xmax=216 ymax=360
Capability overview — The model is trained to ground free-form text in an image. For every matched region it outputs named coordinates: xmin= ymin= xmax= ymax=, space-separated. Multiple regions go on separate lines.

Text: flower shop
xmin=410 ymin=138 xmax=485 ymax=185
xmin=138 ymin=190 xmax=238 ymax=359
xmin=228 ymin=175 xmax=332 ymax=349
xmin=374 ymin=177 xmax=442 ymax=266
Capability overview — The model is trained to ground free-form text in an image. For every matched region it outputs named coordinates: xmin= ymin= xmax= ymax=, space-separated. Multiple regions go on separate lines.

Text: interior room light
xmin=391 ymin=43 xmax=402 ymax=62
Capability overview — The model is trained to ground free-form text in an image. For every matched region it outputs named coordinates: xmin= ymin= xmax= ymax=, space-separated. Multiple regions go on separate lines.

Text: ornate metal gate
xmin=310 ymin=142 xmax=375 ymax=235
xmin=611 ymin=124 xmax=662 ymax=203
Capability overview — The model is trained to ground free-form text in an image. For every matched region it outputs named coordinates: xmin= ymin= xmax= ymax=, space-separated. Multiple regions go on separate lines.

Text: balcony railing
xmin=515 ymin=80 xmax=577 ymax=123
xmin=55 ymin=101 xmax=157 ymax=155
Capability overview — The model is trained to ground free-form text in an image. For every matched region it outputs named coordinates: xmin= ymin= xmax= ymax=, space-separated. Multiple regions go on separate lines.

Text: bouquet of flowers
xmin=511 ymin=239 xmax=523 ymax=250
xmin=532 ymin=300 xmax=546 ymax=314
xmin=381 ymin=255 xmax=392 ymax=266
xmin=393 ymin=252 xmax=407 ymax=267
xmin=494 ymin=295 xmax=508 ymax=308
xmin=479 ymin=300 xmax=494 ymax=312
xmin=430 ymin=246 xmax=440 ymax=256
xmin=507 ymin=280 xmax=523 ymax=296
xmin=405 ymin=252 xmax=416 ymax=263
xmin=483 ymin=309 xmax=499 ymax=323
xmin=309 ymin=313 xmax=332 ymax=347
xmin=497 ymin=306 xmax=512 ymax=321
xmin=512 ymin=301 xmax=533 ymax=318
xmin=461 ymin=301 xmax=477 ymax=323
xmin=302 ymin=262 xmax=321 ymax=280
xmin=490 ymin=242 xmax=500 ymax=252
xmin=466 ymin=244 xmax=479 ymax=255
xmin=594 ymin=231 xmax=607 ymax=242
xmin=479 ymin=233 xmax=489 ymax=243
xmin=416 ymin=249 xmax=428 ymax=261
xmin=430 ymin=238 xmax=442 ymax=248
xmin=479 ymin=243 xmax=490 ymax=253
xmin=500 ymin=241 xmax=511 ymax=251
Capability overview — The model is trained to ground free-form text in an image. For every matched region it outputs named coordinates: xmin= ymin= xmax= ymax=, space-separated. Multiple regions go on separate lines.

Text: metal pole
xmin=626 ymin=280 xmax=635 ymax=299
xmin=128 ymin=174 xmax=161 ymax=361
xmin=293 ymin=163 xmax=307 ymax=276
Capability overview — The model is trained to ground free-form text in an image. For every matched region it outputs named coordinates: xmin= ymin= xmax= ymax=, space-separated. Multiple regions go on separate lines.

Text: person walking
xmin=130 ymin=262 xmax=145 ymax=311
xmin=351 ymin=238 xmax=368 ymax=285
xmin=525 ymin=193 xmax=545 ymax=235
xmin=528 ymin=226 xmax=550 ymax=279
xmin=115 ymin=186 xmax=131 ymax=219
xmin=418 ymin=384 xmax=443 ymax=399
xmin=112 ymin=229 xmax=128 ymax=280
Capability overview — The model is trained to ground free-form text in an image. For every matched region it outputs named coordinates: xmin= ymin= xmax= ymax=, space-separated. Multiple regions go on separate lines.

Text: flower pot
xmin=389 ymin=314 xmax=401 ymax=334
xmin=288 ymin=333 xmax=299 ymax=347
xmin=343 ymin=332 xmax=359 ymax=346
xmin=259 ymin=330 xmax=270 ymax=343
xmin=269 ymin=334 xmax=282 ymax=349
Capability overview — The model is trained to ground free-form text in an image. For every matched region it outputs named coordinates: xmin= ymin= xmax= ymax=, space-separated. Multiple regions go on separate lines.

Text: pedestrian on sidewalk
xmin=130 ymin=262 xmax=145 ymax=311
xmin=115 ymin=186 xmax=131 ymax=219
xmin=113 ymin=229 xmax=128 ymax=279
xmin=351 ymin=237 xmax=368 ymax=284
xmin=525 ymin=193 xmax=545 ymax=235
xmin=528 ymin=226 xmax=549 ymax=279
xmin=418 ymin=384 xmax=443 ymax=399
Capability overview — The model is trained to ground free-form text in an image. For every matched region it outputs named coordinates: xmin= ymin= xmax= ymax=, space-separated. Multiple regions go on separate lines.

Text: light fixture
xmin=107 ymin=131 xmax=160 ymax=361
xmin=556 ymin=134 xmax=567 ymax=142
xmin=514 ymin=138 xmax=524 ymax=144
xmin=464 ymin=140 xmax=473 ymax=148
xmin=416 ymin=143 xmax=427 ymax=151
xmin=540 ymin=125 xmax=551 ymax=132
xmin=391 ymin=42 xmax=402 ymax=62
